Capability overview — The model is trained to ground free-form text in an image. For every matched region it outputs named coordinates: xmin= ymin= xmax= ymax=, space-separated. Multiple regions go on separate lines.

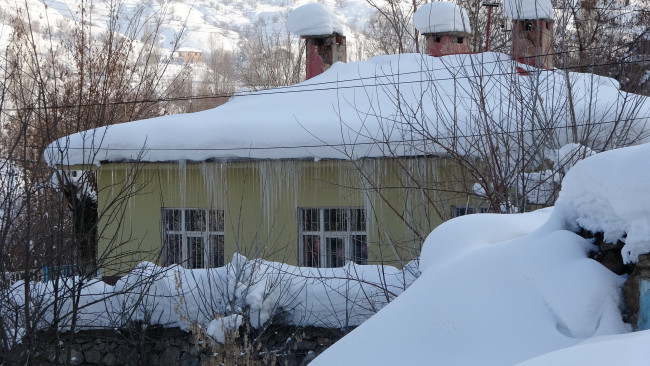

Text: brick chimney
xmin=287 ymin=3 xmax=347 ymax=80
xmin=511 ymin=18 xmax=554 ymax=69
xmin=414 ymin=2 xmax=472 ymax=57
xmin=504 ymin=0 xmax=555 ymax=69
xmin=303 ymin=34 xmax=347 ymax=80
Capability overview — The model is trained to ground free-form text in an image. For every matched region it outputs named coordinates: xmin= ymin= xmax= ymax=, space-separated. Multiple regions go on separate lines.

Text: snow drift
xmin=313 ymin=142 xmax=650 ymax=365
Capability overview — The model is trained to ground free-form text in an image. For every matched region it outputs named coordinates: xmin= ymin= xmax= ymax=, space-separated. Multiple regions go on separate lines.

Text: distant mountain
xmin=2 ymin=0 xmax=373 ymax=54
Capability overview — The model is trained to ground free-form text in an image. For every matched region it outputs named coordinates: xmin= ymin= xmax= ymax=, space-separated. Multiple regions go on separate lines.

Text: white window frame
xmin=451 ymin=205 xmax=490 ymax=218
xmin=162 ymin=208 xmax=225 ymax=269
xmin=298 ymin=207 xmax=368 ymax=268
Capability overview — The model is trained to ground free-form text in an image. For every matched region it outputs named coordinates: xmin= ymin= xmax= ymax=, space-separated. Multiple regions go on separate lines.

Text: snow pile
xmin=206 ymin=315 xmax=243 ymax=344
xmin=413 ymin=2 xmax=471 ymax=34
xmin=551 ymin=143 xmax=595 ymax=174
xmin=524 ymin=143 xmax=596 ymax=205
xmin=504 ymin=0 xmax=554 ymax=20
xmin=2 ymin=254 xmax=414 ymax=343
xmin=44 ymin=52 xmax=650 ymax=166
xmin=286 ymin=3 xmax=344 ymax=36
xmin=312 ymin=207 xmax=628 ymax=365
xmin=313 ymin=143 xmax=650 ymax=365
xmin=516 ymin=330 xmax=650 ymax=366
xmin=555 ymin=143 xmax=650 ymax=263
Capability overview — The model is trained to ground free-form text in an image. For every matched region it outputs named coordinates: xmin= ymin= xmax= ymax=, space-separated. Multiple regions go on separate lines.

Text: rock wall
xmin=7 ymin=324 xmax=346 ymax=365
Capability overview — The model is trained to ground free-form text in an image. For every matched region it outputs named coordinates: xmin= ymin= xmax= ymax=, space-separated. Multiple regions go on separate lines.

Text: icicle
xmin=178 ymin=160 xmax=187 ymax=209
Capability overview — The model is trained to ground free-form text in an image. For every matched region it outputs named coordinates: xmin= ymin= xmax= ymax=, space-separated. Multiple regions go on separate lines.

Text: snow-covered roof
xmin=45 ymin=52 xmax=649 ymax=167
xmin=504 ymin=0 xmax=554 ymax=20
xmin=286 ymin=3 xmax=344 ymax=37
xmin=413 ymin=2 xmax=472 ymax=34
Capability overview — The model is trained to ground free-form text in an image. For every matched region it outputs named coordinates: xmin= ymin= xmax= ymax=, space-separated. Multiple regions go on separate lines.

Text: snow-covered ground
xmin=312 ymin=142 xmax=650 ymax=365
xmin=3 ymin=253 xmax=416 ymax=344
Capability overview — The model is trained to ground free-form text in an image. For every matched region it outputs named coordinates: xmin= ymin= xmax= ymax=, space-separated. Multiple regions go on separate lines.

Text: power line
xmin=45 ymin=115 xmax=649 ymax=154
xmin=2 ymin=50 xmax=648 ymax=113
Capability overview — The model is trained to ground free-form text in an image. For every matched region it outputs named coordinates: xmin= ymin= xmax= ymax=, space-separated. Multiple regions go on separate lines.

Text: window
xmin=162 ymin=208 xmax=224 ymax=268
xmin=298 ymin=208 xmax=368 ymax=267
xmin=451 ymin=205 xmax=489 ymax=218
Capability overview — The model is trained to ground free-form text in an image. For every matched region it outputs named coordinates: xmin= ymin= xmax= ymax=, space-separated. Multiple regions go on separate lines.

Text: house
xmin=174 ymin=47 xmax=204 ymax=64
xmin=45 ymin=1 xmax=649 ymax=275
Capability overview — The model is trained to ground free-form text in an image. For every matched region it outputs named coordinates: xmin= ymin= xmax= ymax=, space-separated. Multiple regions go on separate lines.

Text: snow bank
xmin=504 ymin=0 xmax=554 ymax=20
xmin=286 ymin=3 xmax=344 ymax=36
xmin=554 ymin=143 xmax=650 ymax=263
xmin=2 ymin=254 xmax=414 ymax=338
xmin=312 ymin=208 xmax=628 ymax=365
xmin=413 ymin=2 xmax=471 ymax=34
xmin=45 ymin=52 xmax=650 ymax=166
xmin=516 ymin=330 xmax=650 ymax=366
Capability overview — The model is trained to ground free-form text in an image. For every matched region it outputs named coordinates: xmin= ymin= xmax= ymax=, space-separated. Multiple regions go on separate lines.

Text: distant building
xmin=175 ymin=48 xmax=204 ymax=64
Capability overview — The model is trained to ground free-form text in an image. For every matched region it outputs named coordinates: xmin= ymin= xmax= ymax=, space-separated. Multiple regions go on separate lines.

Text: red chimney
xmin=413 ymin=2 xmax=472 ymax=58
xmin=303 ymin=34 xmax=347 ymax=80
xmin=511 ymin=19 xmax=554 ymax=69
xmin=504 ymin=0 xmax=555 ymax=69
xmin=287 ymin=3 xmax=347 ymax=80
xmin=422 ymin=33 xmax=470 ymax=57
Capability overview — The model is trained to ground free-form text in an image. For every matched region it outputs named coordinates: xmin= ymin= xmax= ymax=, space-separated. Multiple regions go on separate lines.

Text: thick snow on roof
xmin=286 ymin=3 xmax=344 ymax=36
xmin=413 ymin=1 xmax=471 ymax=34
xmin=504 ymin=0 xmax=554 ymax=20
xmin=45 ymin=52 xmax=649 ymax=166
xmin=555 ymin=143 xmax=650 ymax=264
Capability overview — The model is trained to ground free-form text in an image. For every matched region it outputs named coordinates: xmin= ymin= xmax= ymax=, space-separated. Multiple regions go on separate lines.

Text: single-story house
xmin=45 ymin=1 xmax=650 ymax=274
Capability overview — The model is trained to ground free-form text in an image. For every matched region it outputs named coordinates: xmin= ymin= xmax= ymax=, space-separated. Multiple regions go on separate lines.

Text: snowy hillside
xmin=1 ymin=0 xmax=373 ymax=54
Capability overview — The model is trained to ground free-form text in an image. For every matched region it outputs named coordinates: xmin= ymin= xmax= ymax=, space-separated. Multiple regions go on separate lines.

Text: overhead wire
xmin=1 ymin=45 xmax=649 ymax=113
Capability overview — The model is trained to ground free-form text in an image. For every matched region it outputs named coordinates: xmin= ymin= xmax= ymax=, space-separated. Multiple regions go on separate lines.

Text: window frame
xmin=451 ymin=205 xmax=490 ymax=218
xmin=162 ymin=208 xmax=225 ymax=269
xmin=298 ymin=207 xmax=368 ymax=267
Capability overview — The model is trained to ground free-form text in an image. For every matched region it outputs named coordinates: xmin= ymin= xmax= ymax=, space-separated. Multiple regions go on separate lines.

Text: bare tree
xmin=0 ymin=0 xmax=193 ymax=363
xmin=238 ymin=17 xmax=305 ymax=90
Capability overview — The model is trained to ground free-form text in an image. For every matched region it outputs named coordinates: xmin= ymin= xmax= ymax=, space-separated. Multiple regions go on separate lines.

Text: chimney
xmin=504 ymin=0 xmax=555 ymax=69
xmin=304 ymin=34 xmax=347 ymax=80
xmin=287 ymin=3 xmax=347 ymax=80
xmin=414 ymin=2 xmax=472 ymax=57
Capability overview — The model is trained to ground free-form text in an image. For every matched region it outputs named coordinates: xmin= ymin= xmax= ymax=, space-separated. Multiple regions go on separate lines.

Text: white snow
xmin=286 ymin=3 xmax=344 ymax=36
xmin=44 ymin=52 xmax=650 ymax=166
xmin=206 ymin=315 xmax=243 ymax=343
xmin=313 ymin=143 xmax=650 ymax=365
xmin=413 ymin=2 xmax=471 ymax=34
xmin=312 ymin=207 xmax=628 ymax=365
xmin=504 ymin=0 xmax=555 ymax=20
xmin=516 ymin=330 xmax=650 ymax=366
xmin=2 ymin=254 xmax=414 ymax=336
xmin=554 ymin=143 xmax=650 ymax=263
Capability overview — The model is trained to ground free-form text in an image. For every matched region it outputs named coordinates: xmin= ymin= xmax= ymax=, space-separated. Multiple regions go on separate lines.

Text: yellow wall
xmin=95 ymin=157 xmax=475 ymax=274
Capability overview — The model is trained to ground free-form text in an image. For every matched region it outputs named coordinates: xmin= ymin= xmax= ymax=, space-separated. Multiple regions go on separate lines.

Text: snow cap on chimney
xmin=413 ymin=2 xmax=472 ymax=34
xmin=503 ymin=0 xmax=554 ymax=20
xmin=287 ymin=3 xmax=344 ymax=37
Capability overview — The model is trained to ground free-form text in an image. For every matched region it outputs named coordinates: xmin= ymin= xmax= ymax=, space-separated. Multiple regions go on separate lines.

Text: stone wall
xmin=7 ymin=324 xmax=346 ymax=365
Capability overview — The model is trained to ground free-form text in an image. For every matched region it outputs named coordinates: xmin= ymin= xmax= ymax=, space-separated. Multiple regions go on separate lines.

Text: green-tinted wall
xmin=95 ymin=157 xmax=473 ymax=274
